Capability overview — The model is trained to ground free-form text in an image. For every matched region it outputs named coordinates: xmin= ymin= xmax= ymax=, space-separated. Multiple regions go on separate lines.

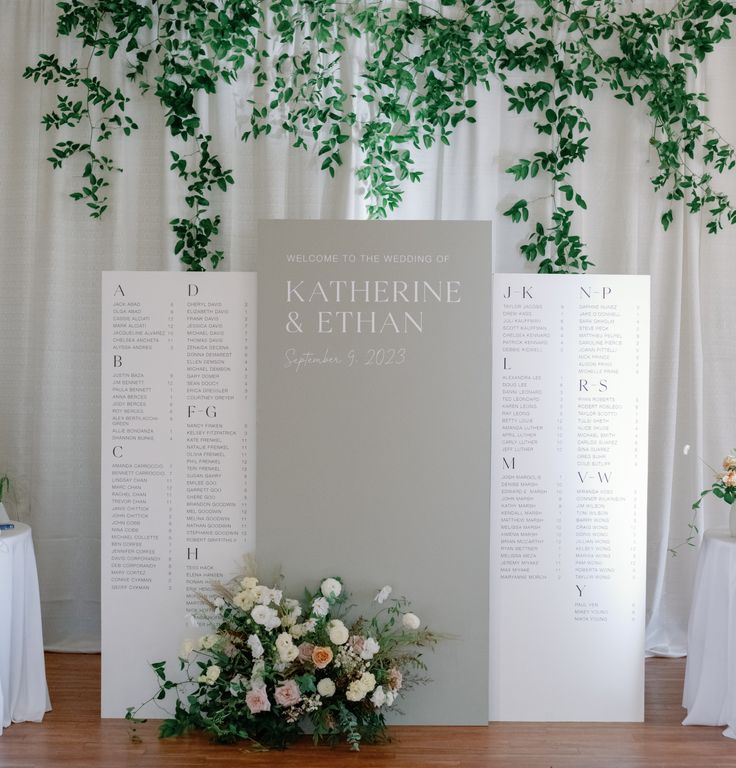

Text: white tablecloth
xmin=0 ymin=522 xmax=51 ymax=735
xmin=682 ymin=528 xmax=736 ymax=739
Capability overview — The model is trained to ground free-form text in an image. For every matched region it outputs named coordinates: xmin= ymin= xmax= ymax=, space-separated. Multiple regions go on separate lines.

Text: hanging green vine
xmin=23 ymin=0 xmax=736 ymax=271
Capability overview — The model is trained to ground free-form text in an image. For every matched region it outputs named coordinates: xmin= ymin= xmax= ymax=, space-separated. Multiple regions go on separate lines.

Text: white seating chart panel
xmin=101 ymin=272 xmax=256 ymax=717
xmin=490 ymin=274 xmax=649 ymax=722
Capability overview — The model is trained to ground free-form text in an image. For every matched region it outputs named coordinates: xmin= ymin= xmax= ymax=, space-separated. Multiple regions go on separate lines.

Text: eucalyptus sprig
xmin=24 ymin=0 xmax=736 ymax=272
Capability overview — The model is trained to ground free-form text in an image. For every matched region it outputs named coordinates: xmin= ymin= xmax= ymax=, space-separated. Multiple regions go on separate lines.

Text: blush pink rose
xmin=274 ymin=679 xmax=302 ymax=707
xmin=245 ymin=686 xmax=271 ymax=714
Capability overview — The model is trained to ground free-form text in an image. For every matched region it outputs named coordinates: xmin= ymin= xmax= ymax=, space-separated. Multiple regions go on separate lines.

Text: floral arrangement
xmin=670 ymin=446 xmax=736 ymax=554
xmin=127 ymin=574 xmax=437 ymax=750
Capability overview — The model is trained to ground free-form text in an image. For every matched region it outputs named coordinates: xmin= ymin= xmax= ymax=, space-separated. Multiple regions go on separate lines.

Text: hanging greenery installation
xmin=23 ymin=0 xmax=736 ymax=271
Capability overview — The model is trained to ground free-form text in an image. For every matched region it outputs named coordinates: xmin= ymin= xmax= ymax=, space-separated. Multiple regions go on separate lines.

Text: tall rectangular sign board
xmin=490 ymin=274 xmax=649 ymax=721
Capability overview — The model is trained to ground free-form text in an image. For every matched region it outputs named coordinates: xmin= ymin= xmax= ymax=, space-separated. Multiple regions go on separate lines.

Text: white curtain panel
xmin=1 ymin=0 xmax=735 ymax=652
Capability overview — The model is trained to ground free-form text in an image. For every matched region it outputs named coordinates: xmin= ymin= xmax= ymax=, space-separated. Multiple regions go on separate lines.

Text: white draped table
xmin=682 ymin=528 xmax=736 ymax=739
xmin=0 ymin=522 xmax=51 ymax=735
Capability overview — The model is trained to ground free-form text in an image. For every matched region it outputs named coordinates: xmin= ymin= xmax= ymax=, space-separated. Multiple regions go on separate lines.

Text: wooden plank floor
xmin=0 ymin=654 xmax=734 ymax=767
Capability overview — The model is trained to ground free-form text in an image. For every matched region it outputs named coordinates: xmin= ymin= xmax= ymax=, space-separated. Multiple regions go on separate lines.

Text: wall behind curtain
xmin=1 ymin=0 xmax=734 ymax=653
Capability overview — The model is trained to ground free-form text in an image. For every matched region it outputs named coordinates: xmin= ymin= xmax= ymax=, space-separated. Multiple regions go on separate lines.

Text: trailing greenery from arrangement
xmin=24 ymin=0 xmax=736 ymax=271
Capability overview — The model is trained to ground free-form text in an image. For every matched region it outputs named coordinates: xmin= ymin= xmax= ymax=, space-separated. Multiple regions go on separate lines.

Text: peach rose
xmin=312 ymin=645 xmax=334 ymax=669
xmin=723 ymin=470 xmax=736 ymax=487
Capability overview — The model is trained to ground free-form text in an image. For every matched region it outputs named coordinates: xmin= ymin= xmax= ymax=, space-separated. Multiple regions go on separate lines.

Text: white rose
xmin=256 ymin=587 xmax=283 ymax=606
xmin=370 ymin=686 xmax=387 ymax=708
xmin=320 ymin=578 xmax=342 ymax=599
xmin=240 ymin=576 xmax=259 ymax=590
xmin=289 ymin=623 xmax=305 ymax=639
xmin=284 ymin=598 xmax=301 ymax=615
xmin=402 ymin=612 xmax=421 ymax=630
xmin=251 ymin=605 xmax=281 ymax=631
xmin=247 ymin=633 xmax=264 ymax=658
xmin=275 ymin=632 xmax=299 ymax=663
xmin=233 ymin=589 xmax=257 ymax=611
xmin=374 ymin=585 xmax=392 ymax=604
xmin=317 ymin=678 xmax=336 ymax=697
xmin=346 ymin=680 xmax=368 ymax=701
xmin=328 ymin=619 xmax=349 ymax=645
xmin=199 ymin=633 xmax=219 ymax=650
xmin=198 ymin=664 xmax=221 ymax=685
xmin=360 ymin=637 xmax=380 ymax=660
xmin=264 ymin=612 xmax=282 ymax=631
xmin=311 ymin=596 xmax=329 ymax=617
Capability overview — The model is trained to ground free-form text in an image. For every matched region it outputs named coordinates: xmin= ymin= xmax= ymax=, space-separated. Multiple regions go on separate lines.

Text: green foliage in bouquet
xmin=126 ymin=576 xmax=437 ymax=751
xmin=24 ymin=1 xmax=736 ymax=272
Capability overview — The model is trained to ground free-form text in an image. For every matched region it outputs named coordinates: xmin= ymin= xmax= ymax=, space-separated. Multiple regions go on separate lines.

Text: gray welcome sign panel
xmin=257 ymin=220 xmax=491 ymax=725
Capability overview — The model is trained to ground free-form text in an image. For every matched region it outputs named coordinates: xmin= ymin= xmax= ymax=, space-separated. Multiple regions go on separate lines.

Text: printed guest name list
xmin=101 ymin=271 xmax=256 ymax=717
xmin=490 ymin=274 xmax=649 ymax=722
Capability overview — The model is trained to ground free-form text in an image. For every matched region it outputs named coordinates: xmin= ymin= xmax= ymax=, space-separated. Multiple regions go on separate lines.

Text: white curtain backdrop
xmin=1 ymin=0 xmax=735 ymax=652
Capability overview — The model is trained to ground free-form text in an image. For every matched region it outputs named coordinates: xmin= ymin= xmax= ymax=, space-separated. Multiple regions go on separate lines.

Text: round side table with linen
xmin=682 ymin=528 xmax=736 ymax=739
xmin=0 ymin=522 xmax=51 ymax=735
